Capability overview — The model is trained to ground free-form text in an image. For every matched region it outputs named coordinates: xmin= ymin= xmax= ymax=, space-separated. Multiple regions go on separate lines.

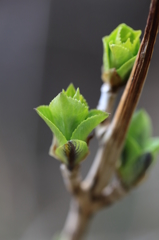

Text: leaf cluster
xmin=36 ymin=84 xmax=108 ymax=168
xmin=118 ymin=110 xmax=159 ymax=187
xmin=103 ymin=23 xmax=141 ymax=81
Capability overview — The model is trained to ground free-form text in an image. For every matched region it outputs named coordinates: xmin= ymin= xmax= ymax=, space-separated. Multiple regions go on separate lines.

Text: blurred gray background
xmin=0 ymin=0 xmax=159 ymax=240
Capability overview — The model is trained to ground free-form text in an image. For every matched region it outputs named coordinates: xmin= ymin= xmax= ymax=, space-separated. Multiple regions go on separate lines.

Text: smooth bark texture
xmin=60 ymin=199 xmax=92 ymax=240
xmin=96 ymin=83 xmax=118 ymax=139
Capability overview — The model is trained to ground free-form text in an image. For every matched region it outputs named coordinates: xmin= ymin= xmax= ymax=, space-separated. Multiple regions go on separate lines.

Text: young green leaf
xmin=116 ymin=55 xmax=136 ymax=80
xmin=102 ymin=23 xmax=141 ymax=82
xmin=143 ymin=138 xmax=159 ymax=159
xmin=64 ymin=83 xmax=76 ymax=97
xmin=121 ymin=136 xmax=142 ymax=167
xmin=73 ymin=88 xmax=88 ymax=107
xmin=118 ymin=109 xmax=159 ymax=188
xmin=119 ymin=136 xmax=142 ymax=184
xmin=120 ymin=152 xmax=152 ymax=188
xmin=36 ymin=84 xmax=108 ymax=166
xmin=109 ymin=42 xmax=133 ymax=69
xmin=127 ymin=109 xmax=152 ymax=148
xmin=36 ymin=106 xmax=67 ymax=146
xmin=71 ymin=110 xmax=108 ymax=141
xmin=49 ymin=92 xmax=88 ymax=140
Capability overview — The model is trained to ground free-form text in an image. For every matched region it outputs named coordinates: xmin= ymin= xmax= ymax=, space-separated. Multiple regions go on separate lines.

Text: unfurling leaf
xmin=36 ymin=84 xmax=108 ymax=168
xmin=119 ymin=152 xmax=153 ymax=188
xmin=118 ymin=109 xmax=159 ymax=188
xmin=102 ymin=24 xmax=141 ymax=84
xmin=127 ymin=109 xmax=152 ymax=148
xmin=55 ymin=140 xmax=88 ymax=169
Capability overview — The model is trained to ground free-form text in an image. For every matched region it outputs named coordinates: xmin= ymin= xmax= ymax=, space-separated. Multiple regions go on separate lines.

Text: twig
xmin=60 ymin=1 xmax=159 ymax=239
xmin=102 ymin=179 xmax=127 ymax=204
xmin=60 ymin=199 xmax=92 ymax=240
xmin=96 ymin=83 xmax=118 ymax=139
xmin=85 ymin=0 xmax=159 ymax=195
xmin=60 ymin=164 xmax=82 ymax=196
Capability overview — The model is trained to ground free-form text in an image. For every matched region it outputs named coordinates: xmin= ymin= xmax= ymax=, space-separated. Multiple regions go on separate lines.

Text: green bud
xmin=119 ymin=151 xmax=153 ymax=188
xmin=102 ymin=23 xmax=141 ymax=84
xmin=118 ymin=109 xmax=159 ymax=188
xmin=36 ymin=84 xmax=108 ymax=168
xmin=127 ymin=109 xmax=152 ymax=148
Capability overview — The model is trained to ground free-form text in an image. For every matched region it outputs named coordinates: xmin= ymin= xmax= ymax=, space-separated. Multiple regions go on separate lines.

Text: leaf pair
xmin=103 ymin=24 xmax=141 ymax=82
xmin=118 ymin=110 xmax=159 ymax=188
xmin=36 ymin=84 xmax=108 ymax=168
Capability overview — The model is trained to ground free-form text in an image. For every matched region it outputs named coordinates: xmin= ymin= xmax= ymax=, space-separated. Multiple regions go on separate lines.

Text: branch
xmin=85 ymin=0 xmax=159 ymax=195
xmin=96 ymin=83 xmax=118 ymax=139
xmin=60 ymin=199 xmax=92 ymax=240
xmin=60 ymin=164 xmax=83 ymax=197
xmin=96 ymin=171 xmax=150 ymax=210
xmin=97 ymin=179 xmax=127 ymax=209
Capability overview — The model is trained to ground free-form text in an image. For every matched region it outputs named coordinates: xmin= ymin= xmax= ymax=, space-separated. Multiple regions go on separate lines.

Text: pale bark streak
xmin=60 ymin=199 xmax=92 ymax=240
xmin=96 ymin=83 xmax=118 ymax=139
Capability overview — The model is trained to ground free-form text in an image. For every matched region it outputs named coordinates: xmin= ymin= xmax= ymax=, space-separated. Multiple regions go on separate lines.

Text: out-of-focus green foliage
xmin=118 ymin=110 xmax=159 ymax=187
